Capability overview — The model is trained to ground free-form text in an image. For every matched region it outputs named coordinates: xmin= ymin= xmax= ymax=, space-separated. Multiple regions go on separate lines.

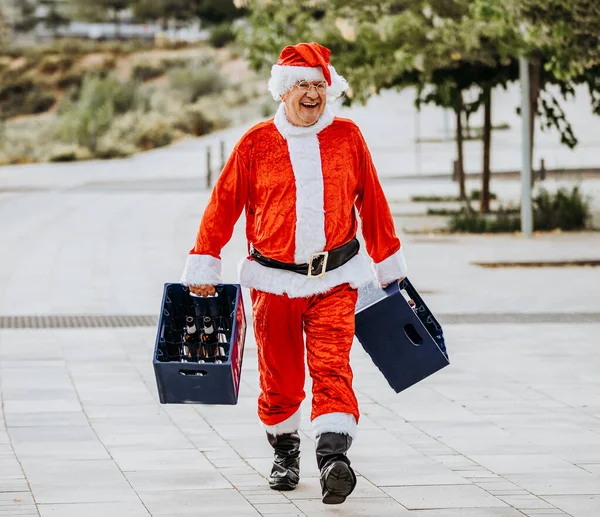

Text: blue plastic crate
xmin=355 ymin=278 xmax=449 ymax=393
xmin=153 ymin=283 xmax=246 ymax=404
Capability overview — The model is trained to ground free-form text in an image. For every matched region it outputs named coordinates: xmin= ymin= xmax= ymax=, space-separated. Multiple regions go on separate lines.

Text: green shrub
xmin=48 ymin=144 xmax=91 ymax=162
xmin=0 ymin=117 xmax=54 ymax=164
xmin=57 ymin=70 xmax=85 ymax=89
xmin=54 ymin=75 xmax=142 ymax=150
xmin=0 ymin=78 xmax=55 ymax=118
xmin=39 ymin=54 xmax=75 ymax=74
xmin=160 ymin=57 xmax=192 ymax=70
xmin=448 ymin=187 xmax=591 ymax=233
xmin=0 ymin=77 xmax=36 ymax=101
xmin=131 ymin=61 xmax=165 ymax=82
xmin=24 ymin=86 xmax=56 ymax=113
xmin=470 ymin=190 xmax=497 ymax=201
xmin=95 ymin=135 xmax=137 ymax=159
xmin=174 ymin=105 xmax=214 ymax=136
xmin=533 ymin=186 xmax=590 ymax=231
xmin=209 ymin=23 xmax=237 ymax=48
xmin=0 ymin=57 xmax=11 ymax=74
xmin=98 ymin=111 xmax=172 ymax=155
xmin=134 ymin=112 xmax=173 ymax=149
xmin=449 ymin=205 xmax=520 ymax=233
xmin=168 ymin=62 xmax=226 ymax=103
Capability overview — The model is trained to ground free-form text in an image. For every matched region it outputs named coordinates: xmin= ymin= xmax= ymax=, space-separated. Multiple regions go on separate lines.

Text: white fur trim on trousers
xmin=372 ymin=248 xmax=408 ymax=286
xmin=180 ymin=254 xmax=222 ymax=286
xmin=264 ymin=408 xmax=301 ymax=436
xmin=312 ymin=412 xmax=357 ymax=439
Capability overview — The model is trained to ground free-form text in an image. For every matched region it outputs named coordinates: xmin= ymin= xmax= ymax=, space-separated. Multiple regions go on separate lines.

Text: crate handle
xmin=403 ymin=323 xmax=423 ymax=346
xmin=179 ymin=369 xmax=208 ymax=376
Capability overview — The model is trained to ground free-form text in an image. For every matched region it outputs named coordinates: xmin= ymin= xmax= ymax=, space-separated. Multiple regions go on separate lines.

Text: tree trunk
xmin=455 ymin=94 xmax=466 ymax=200
xmin=528 ymin=58 xmax=541 ymax=174
xmin=480 ymin=87 xmax=492 ymax=213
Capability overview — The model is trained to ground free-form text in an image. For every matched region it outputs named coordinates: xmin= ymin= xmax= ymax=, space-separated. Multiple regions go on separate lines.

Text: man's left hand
xmin=381 ymin=277 xmax=405 ymax=289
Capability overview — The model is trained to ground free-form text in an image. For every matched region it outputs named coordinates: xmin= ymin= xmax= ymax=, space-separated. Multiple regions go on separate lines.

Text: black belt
xmin=250 ymin=238 xmax=360 ymax=277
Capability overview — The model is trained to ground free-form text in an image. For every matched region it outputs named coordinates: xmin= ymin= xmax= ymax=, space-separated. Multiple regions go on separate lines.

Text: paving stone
xmin=110 ymin=449 xmax=213 ymax=472
xmin=542 ymin=495 xmax=600 ymax=517
xmin=411 ymin=510 xmax=526 ymax=517
xmin=293 ymin=497 xmax=411 ymax=516
xmin=137 ymin=488 xmax=261 ymax=515
xmin=383 ymin=485 xmax=509 ymax=509
xmin=124 ymin=470 xmax=231 ymax=492
xmin=37 ymin=502 xmax=150 ymax=517
xmin=251 ymin=503 xmax=303 ymax=514
xmin=503 ymin=472 xmax=600 ymax=496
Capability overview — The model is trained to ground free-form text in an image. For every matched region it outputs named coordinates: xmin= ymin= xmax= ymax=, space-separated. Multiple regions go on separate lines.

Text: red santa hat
xmin=268 ymin=42 xmax=349 ymax=101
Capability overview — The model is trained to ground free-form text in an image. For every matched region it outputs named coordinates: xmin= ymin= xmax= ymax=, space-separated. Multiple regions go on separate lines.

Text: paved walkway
xmin=1 ymin=93 xmax=600 ymax=516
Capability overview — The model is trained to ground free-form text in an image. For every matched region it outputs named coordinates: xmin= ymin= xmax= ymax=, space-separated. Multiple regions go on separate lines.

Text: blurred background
xmin=1 ymin=0 xmax=599 ymax=233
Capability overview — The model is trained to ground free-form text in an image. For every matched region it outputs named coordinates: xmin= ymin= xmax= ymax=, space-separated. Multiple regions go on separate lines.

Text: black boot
xmin=315 ymin=432 xmax=357 ymax=504
xmin=266 ymin=431 xmax=300 ymax=491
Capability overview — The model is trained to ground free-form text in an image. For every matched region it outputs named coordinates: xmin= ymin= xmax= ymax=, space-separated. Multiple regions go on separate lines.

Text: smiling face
xmin=281 ymin=80 xmax=327 ymax=127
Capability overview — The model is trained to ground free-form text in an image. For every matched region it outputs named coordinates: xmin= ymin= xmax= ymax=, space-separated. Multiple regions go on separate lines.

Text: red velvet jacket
xmin=181 ymin=104 xmax=407 ymax=297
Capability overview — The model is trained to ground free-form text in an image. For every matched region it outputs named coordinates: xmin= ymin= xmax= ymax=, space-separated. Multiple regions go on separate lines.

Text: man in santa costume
xmin=181 ymin=42 xmax=407 ymax=504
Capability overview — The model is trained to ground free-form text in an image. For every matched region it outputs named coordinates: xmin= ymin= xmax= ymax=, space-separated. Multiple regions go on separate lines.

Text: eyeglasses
xmin=294 ymin=81 xmax=328 ymax=93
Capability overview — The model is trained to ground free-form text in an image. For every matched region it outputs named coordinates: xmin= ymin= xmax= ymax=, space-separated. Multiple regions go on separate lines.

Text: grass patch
xmin=412 ymin=191 xmax=497 ymax=203
xmin=427 ymin=207 xmax=518 ymax=216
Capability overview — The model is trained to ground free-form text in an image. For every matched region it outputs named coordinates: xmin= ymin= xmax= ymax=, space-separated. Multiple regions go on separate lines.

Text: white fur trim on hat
xmin=312 ymin=412 xmax=357 ymax=439
xmin=372 ymin=248 xmax=408 ymax=286
xmin=268 ymin=64 xmax=349 ymax=101
xmin=180 ymin=254 xmax=222 ymax=286
xmin=263 ymin=407 xmax=301 ymax=436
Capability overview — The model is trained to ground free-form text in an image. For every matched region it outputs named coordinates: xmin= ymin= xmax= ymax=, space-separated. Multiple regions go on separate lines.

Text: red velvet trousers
xmin=251 ymin=283 xmax=360 ymax=427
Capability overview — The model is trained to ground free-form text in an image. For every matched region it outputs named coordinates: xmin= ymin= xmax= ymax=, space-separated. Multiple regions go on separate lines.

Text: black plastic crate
xmin=355 ymin=278 xmax=449 ymax=393
xmin=153 ymin=283 xmax=246 ymax=404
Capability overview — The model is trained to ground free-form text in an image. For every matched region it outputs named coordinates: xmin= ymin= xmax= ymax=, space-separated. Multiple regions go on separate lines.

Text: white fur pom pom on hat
xmin=267 ymin=42 xmax=349 ymax=101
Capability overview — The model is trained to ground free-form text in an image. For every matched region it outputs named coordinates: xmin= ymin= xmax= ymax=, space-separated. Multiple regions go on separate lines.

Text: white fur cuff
xmin=373 ymin=248 xmax=408 ymax=286
xmin=180 ymin=254 xmax=221 ymax=286
xmin=264 ymin=408 xmax=301 ymax=436
xmin=312 ymin=412 xmax=357 ymax=439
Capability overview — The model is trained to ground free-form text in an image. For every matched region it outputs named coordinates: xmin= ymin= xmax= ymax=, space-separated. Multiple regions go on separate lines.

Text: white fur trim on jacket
xmin=373 ymin=248 xmax=408 ymax=286
xmin=264 ymin=407 xmax=301 ymax=436
xmin=288 ymin=137 xmax=326 ymax=263
xmin=239 ymin=252 xmax=375 ymax=298
xmin=268 ymin=64 xmax=349 ymax=101
xmin=180 ymin=254 xmax=222 ymax=286
xmin=312 ymin=412 xmax=357 ymax=439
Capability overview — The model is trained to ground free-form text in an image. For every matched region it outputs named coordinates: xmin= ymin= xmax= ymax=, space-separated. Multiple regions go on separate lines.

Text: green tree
xmin=196 ymin=0 xmax=245 ymax=25
xmin=40 ymin=0 xmax=71 ymax=36
xmin=240 ymin=0 xmax=600 ymax=208
xmin=133 ymin=0 xmax=197 ymax=29
xmin=240 ymin=0 xmax=518 ymax=203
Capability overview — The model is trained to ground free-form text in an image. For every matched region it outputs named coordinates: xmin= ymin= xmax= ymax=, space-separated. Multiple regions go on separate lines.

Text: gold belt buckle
xmin=308 ymin=251 xmax=329 ymax=278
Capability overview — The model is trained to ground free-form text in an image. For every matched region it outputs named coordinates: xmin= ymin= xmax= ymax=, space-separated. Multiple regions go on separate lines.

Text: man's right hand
xmin=189 ymin=284 xmax=216 ymax=297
